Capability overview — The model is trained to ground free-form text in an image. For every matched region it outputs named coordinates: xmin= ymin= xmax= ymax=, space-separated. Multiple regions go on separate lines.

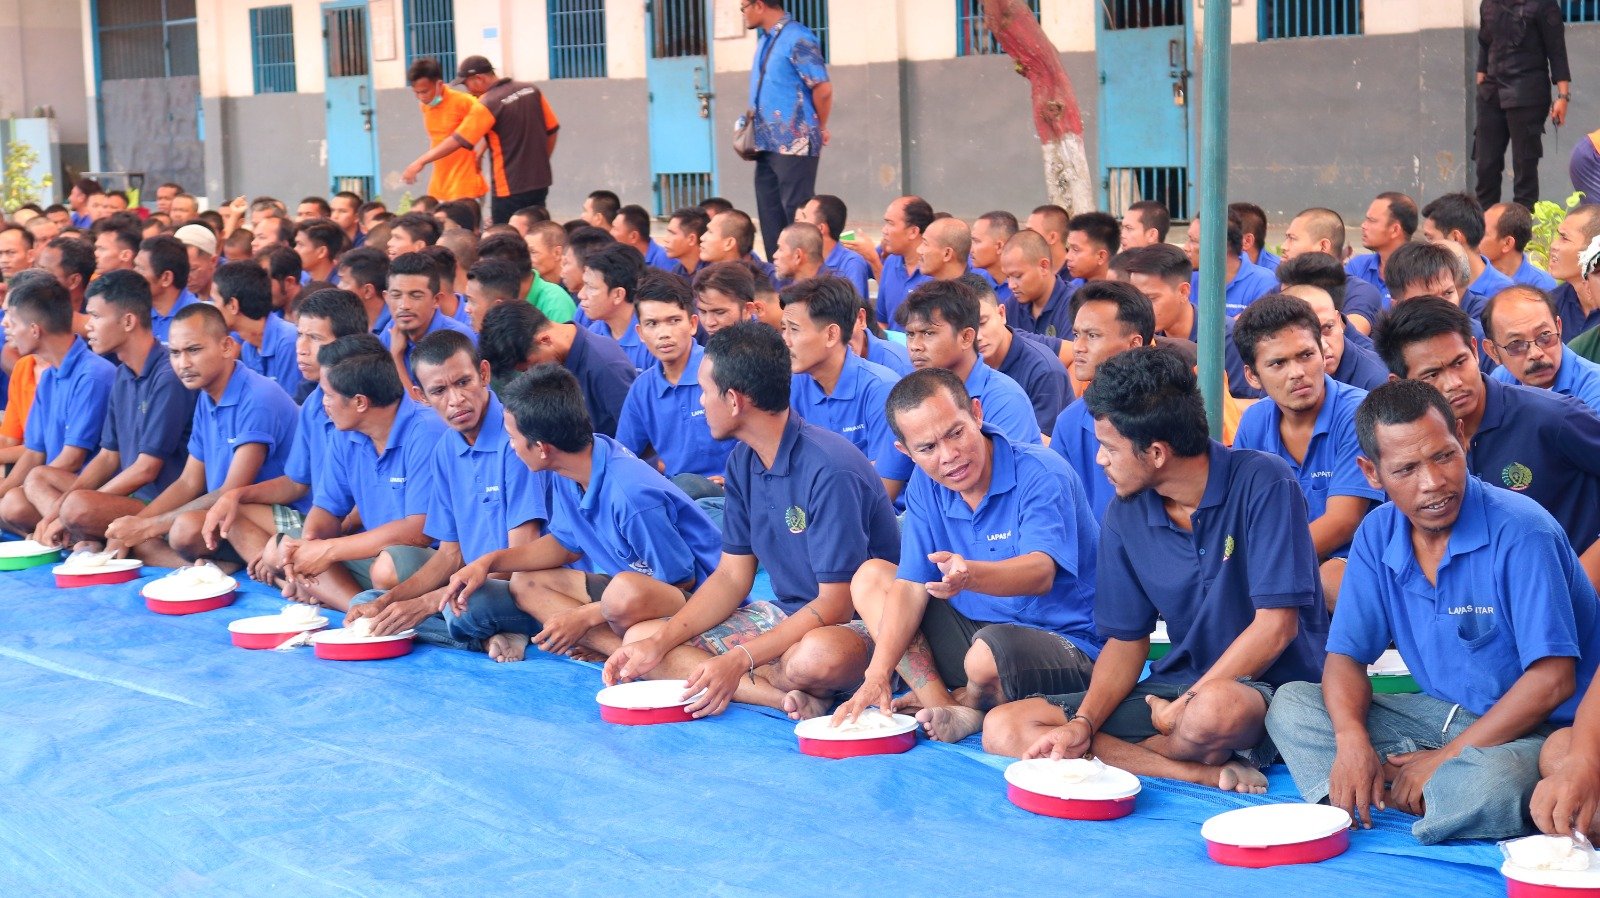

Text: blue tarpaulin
xmin=0 ymin=564 xmax=1512 ymax=896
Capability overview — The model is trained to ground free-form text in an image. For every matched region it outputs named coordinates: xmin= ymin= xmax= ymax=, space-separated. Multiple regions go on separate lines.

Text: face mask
xmin=426 ymin=92 xmax=444 ymax=108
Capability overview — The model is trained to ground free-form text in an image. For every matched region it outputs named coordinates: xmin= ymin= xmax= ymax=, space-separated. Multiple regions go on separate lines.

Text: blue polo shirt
xmin=313 ymin=399 xmax=444 ymax=529
xmin=826 ymin=242 xmax=872 ymax=299
xmin=643 ymin=240 xmax=676 ymax=275
xmin=1224 ymin=255 xmax=1279 ymax=316
xmin=565 ymin=323 xmax=638 ymax=438
xmin=1097 ymin=442 xmax=1329 ymax=686
xmin=1342 ymin=276 xmax=1388 ymax=327
xmin=862 ymin=331 xmax=913 ymax=375
xmin=996 ymin=329 xmax=1069 ymax=433
xmin=1232 ymin=375 xmax=1382 ymax=557
xmin=449 ymin=293 xmax=472 ymax=327
xmin=1333 ymin=338 xmax=1391 ymax=391
xmin=547 ymin=434 xmax=721 ymax=587
xmin=25 ymin=336 xmax=115 ymax=462
xmin=1462 ymin=287 xmax=1492 ymax=321
xmin=1491 ymin=344 xmax=1600 ymax=413
xmin=880 ymin=359 xmax=1041 ymax=483
xmin=1050 ymin=398 xmax=1115 ymax=523
xmin=1007 ymin=276 xmax=1076 ymax=338
xmin=424 ymin=393 xmax=553 ymax=561
xmin=371 ymin=307 xmax=392 ymax=336
xmin=1178 ymin=314 xmax=1263 ymax=400
xmin=1332 ymin=477 xmax=1600 ymax=723
xmin=1345 ymin=253 xmax=1389 ymax=302
xmin=187 ymin=361 xmax=302 ymax=499
xmin=616 ymin=344 xmax=736 ymax=479
xmin=723 ymin=413 xmax=901 ymax=613
xmin=878 ymin=254 xmax=931 ymax=327
xmin=973 ymin=267 xmax=1017 ymax=308
xmin=1468 ymin=376 xmax=1600 ymax=555
xmin=380 ymin=309 xmax=477 ymax=375
xmin=1469 ymin=256 xmax=1516 ymax=306
xmin=1554 ymin=283 xmax=1600 ymax=343
xmin=150 ymin=290 xmax=201 ymax=344
xmin=1255 ymin=250 xmax=1281 ymax=272
xmin=1510 ymin=255 xmax=1559 ymax=292
xmin=790 ymin=351 xmax=900 ymax=478
xmin=99 ymin=341 xmax=194 ymax=502
xmin=900 ymin=427 xmax=1103 ymax=657
xmin=588 ymin=318 xmax=652 ymax=372
xmin=238 ymin=313 xmax=305 ymax=398
xmin=284 ymin=385 xmax=335 ymax=489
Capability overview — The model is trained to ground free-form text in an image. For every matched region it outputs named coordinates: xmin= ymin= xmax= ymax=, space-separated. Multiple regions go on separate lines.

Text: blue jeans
xmin=1266 ymin=681 xmax=1546 ymax=844
xmin=438 ymin=578 xmax=540 ymax=642
xmin=347 ymin=588 xmax=480 ymax=652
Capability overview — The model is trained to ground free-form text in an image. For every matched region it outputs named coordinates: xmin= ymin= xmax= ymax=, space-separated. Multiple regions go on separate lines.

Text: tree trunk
xmin=980 ymin=0 xmax=1095 ymax=214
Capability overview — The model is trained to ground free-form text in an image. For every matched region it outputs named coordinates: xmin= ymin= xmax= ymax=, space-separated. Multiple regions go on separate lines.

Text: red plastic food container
xmin=1202 ymin=804 xmax=1352 ymax=868
xmin=793 ymin=713 xmax=919 ymax=758
xmin=227 ymin=612 xmax=330 ymax=650
xmin=1502 ymin=855 xmax=1600 ymax=897
xmin=595 ymin=680 xmax=701 ymax=725
xmin=142 ymin=569 xmax=239 ymax=615
xmin=53 ymin=558 xmax=143 ymax=588
xmin=312 ymin=628 xmax=415 ymax=660
xmin=1003 ymin=758 xmax=1141 ymax=820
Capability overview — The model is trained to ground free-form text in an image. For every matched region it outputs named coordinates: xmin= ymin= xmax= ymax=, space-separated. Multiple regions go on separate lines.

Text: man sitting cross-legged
xmin=603 ymin=321 xmax=901 ymax=719
xmin=983 ymin=345 xmax=1329 ymax=793
xmin=1268 ymin=380 xmax=1600 ymax=844
xmin=834 ymin=368 xmax=1101 ymax=743
xmin=345 ymin=331 xmax=552 ymax=662
xmin=442 ymin=363 xmax=722 ymax=661
xmin=1534 ymin=664 xmax=1600 ymax=842
xmin=101 ymin=303 xmax=301 ymax=566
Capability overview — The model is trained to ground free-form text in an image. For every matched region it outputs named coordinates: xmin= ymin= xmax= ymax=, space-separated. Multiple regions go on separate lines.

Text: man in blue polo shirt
xmin=799 ymin=195 xmax=870 ymax=299
xmin=972 ymin=274 xmax=1069 ymax=435
xmin=1373 ymin=296 xmax=1600 ymax=587
xmin=210 ymin=260 xmax=304 ymax=396
xmin=835 ymin=368 xmax=1100 ymax=744
xmin=781 ymin=276 xmax=905 ymax=499
xmin=603 ymin=322 xmax=901 ymax=720
xmin=849 ymin=300 xmax=913 ymax=375
xmin=103 ymin=303 xmax=301 ymax=568
xmin=276 ymin=336 xmax=444 ymax=611
xmin=896 ymin=278 xmax=1039 ymax=441
xmin=1050 ymin=281 xmax=1154 ymax=521
xmin=0 ymin=274 xmax=115 ymax=534
xmin=876 ymin=196 xmax=934 ymax=326
xmin=1183 ymin=210 xmax=1278 ymax=317
xmin=580 ymin=243 xmax=653 ymax=372
xmin=1002 ymin=230 xmax=1075 ymax=338
xmin=1533 ymin=678 xmax=1600 ymax=841
xmin=1268 ymin=380 xmax=1600 ymax=844
xmin=1278 ymin=209 xmax=1388 ymax=334
xmin=346 ymin=331 xmax=551 ymax=662
xmin=28 ymin=271 xmax=193 ymax=547
xmin=984 ymin=347 xmax=1328 ymax=794
xmin=617 ymin=271 xmax=737 ymax=495
xmin=1274 ymin=255 xmax=1391 ymax=391
xmin=136 ymin=235 xmax=200 ymax=343
xmin=444 ymin=364 xmax=721 ymax=662
xmin=1347 ymin=192 xmax=1419 ymax=313
xmin=1233 ymin=294 xmax=1382 ymax=611
xmin=1482 ymin=202 xmax=1560 ymax=292
xmin=201 ymin=292 xmax=373 ymax=590
xmin=380 ymin=251 xmax=477 ymax=391
xmin=479 ymin=301 xmax=637 ymax=437
xmin=1119 ymin=244 xmax=1262 ymax=398
xmin=1422 ymin=193 xmax=1515 ymax=318
xmin=1485 ymin=285 xmax=1600 ymax=413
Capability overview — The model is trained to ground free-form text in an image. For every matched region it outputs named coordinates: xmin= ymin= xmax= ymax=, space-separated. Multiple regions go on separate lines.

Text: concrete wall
xmin=0 ymin=0 xmax=90 ymax=193
xmin=215 ymin=93 xmax=329 ymax=202
xmin=100 ymin=77 xmax=205 ymax=196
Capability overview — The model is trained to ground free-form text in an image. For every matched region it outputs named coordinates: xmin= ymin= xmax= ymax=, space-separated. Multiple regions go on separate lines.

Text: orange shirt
xmin=422 ymin=85 xmax=495 ymax=201
xmin=0 ymin=354 xmax=40 ymax=442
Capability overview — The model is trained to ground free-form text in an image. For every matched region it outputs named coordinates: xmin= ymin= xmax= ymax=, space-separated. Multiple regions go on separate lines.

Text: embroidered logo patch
xmin=1501 ymin=462 xmax=1533 ymax=491
xmin=1223 ymin=535 xmax=1236 ymax=561
xmin=785 ymin=505 xmax=808 ymax=534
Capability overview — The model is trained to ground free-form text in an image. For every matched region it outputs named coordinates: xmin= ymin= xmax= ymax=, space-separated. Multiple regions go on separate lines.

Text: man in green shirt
xmin=477 ymin=232 xmax=575 ymax=323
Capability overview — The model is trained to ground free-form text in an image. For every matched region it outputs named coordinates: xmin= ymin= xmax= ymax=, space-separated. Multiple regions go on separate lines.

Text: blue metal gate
xmin=646 ymin=0 xmax=715 ymax=215
xmin=1096 ymin=0 xmax=1193 ymax=220
xmin=323 ymin=0 xmax=379 ymax=199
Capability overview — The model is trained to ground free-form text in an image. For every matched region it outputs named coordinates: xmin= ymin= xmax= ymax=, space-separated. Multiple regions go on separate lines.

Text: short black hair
xmin=480 ymin=301 xmax=549 ymax=381
xmin=511 ymin=205 xmax=550 ymax=224
xmin=585 ymin=190 xmax=621 ymax=224
xmin=84 ymin=268 xmax=153 ymax=328
xmin=738 ymin=257 xmax=776 ymax=297
xmin=46 ymin=236 xmax=96 ymax=286
xmin=139 ymin=235 xmax=190 ymax=290
xmin=693 ymin=260 xmax=756 ymax=305
xmin=412 ymin=328 xmax=480 ymax=373
xmin=583 ymin=243 xmax=645 ymax=301
xmin=1 ymin=224 xmax=33 ymax=250
xmin=298 ymin=218 xmax=347 ymax=256
xmin=1377 ymin=191 xmax=1420 ymax=239
xmin=476 ymin=232 xmax=534 ymax=279
xmin=566 ymin=225 xmax=616 ymax=268
xmin=901 ymin=197 xmax=936 ymax=235
xmin=334 ymin=190 xmax=364 ymax=207
xmin=171 ymin=299 xmax=229 ymax=340
xmin=810 ymin=194 xmax=847 ymax=241
xmin=212 ymin=259 xmax=273 ymax=320
xmin=1371 ymin=296 xmax=1475 ymax=378
xmin=1275 ymin=252 xmax=1348 ymax=311
xmin=670 ymin=206 xmax=710 ymax=239
xmin=1229 ymin=202 xmax=1268 ymax=251
xmin=299 ymin=196 xmax=332 ymax=217
xmin=1481 ymin=284 xmax=1560 ymax=342
xmin=337 ymin=246 xmax=389 ymax=294
xmin=1068 ymin=211 xmax=1121 ymax=255
xmin=1489 ymin=202 xmax=1535 ymax=252
xmin=1030 ymin=204 xmax=1069 ymax=239
xmin=93 ymin=222 xmax=141 ymax=257
xmin=323 ymin=336 xmax=405 ymax=406
xmin=1355 ymin=378 xmax=1458 ymax=464
xmin=468 ymin=259 xmax=524 ymax=302
xmin=615 ymin=204 xmax=651 ymax=240
xmin=1126 ymin=200 xmax=1171 ymax=240
xmin=1070 ymin=279 xmax=1156 ymax=344
xmin=436 ymin=200 xmax=480 ymax=233
xmin=502 ymin=363 xmax=594 ymax=453
xmin=389 ymin=251 xmax=443 ymax=295
xmin=1120 ymin=242 xmax=1192 ymax=284
xmin=315 ymin=328 xmax=382 ymax=369
xmin=885 ymin=367 xmax=971 ymax=443
xmin=895 ymin=278 xmax=980 ymax=334
xmin=259 ymin=244 xmax=304 ymax=283
xmin=634 ymin=268 xmax=695 ymax=315
xmin=421 ymin=244 xmax=459 ymax=281
xmin=700 ymin=196 xmax=734 ymax=217
xmin=1083 ymin=344 xmax=1209 ymax=457
xmin=9 ymin=271 xmax=75 ymax=334
xmin=705 ymin=320 xmax=790 ymax=413
xmin=976 ymin=209 xmax=1020 ymax=243
xmin=780 ymin=276 xmax=858 ymax=341
xmin=1383 ymin=241 xmax=1462 ymax=299
xmin=296 ymin=288 xmax=369 ymax=338
xmin=1222 ymin=208 xmax=1245 ymax=255
xmin=717 ymin=209 xmax=757 ymax=257
xmin=1422 ymin=192 xmax=1486 ymax=247
xmin=1232 ymin=293 xmax=1324 ymax=369
xmin=958 ymin=271 xmax=998 ymax=303
xmin=391 ymin=212 xmax=441 ymax=247
xmin=406 ymin=56 xmax=444 ymax=83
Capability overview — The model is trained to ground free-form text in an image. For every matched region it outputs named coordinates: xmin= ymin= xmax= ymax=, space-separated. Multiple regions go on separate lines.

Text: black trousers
xmin=491 ymin=187 xmax=550 ymax=226
xmin=753 ymin=151 xmax=819 ymax=260
xmin=1475 ymin=94 xmax=1549 ymax=209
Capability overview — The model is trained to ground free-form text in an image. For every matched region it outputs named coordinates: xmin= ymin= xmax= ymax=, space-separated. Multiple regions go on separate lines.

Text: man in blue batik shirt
xmin=742 ymin=0 xmax=832 ymax=261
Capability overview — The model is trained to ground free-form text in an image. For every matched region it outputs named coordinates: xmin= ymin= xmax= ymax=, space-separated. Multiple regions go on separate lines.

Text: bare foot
xmin=566 ymin=645 xmax=606 ymax=663
xmin=782 ymin=689 xmax=830 ymax=721
xmin=891 ymin=692 xmax=925 ymax=714
xmin=916 ymin=705 xmax=984 ymax=743
xmin=485 ymin=632 xmax=529 ymax=663
xmin=1218 ymin=760 xmax=1269 ymax=794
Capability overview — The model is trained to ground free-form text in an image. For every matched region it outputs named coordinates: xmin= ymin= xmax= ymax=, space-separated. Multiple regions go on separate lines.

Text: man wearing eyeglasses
xmin=1486 ymin=285 xmax=1600 ymax=414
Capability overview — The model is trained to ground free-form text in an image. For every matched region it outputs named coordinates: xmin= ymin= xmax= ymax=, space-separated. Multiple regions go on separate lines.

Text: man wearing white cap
xmin=174 ymin=223 xmax=218 ymax=305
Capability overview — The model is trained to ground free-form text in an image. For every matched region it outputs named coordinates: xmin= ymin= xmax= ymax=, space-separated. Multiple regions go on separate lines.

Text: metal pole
xmin=1196 ymin=0 xmax=1230 ymax=438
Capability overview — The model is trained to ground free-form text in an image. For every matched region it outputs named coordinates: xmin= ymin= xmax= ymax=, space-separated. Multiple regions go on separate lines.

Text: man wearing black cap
xmin=455 ymin=55 xmax=561 ymax=226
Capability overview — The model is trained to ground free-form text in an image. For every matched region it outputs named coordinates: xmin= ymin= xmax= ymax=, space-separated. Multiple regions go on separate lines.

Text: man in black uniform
xmin=456 ymin=56 xmax=561 ymax=225
xmin=1475 ymin=0 xmax=1570 ymax=209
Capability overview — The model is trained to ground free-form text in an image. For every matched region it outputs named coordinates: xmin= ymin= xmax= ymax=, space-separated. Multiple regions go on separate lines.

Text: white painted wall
xmin=0 ymin=0 xmax=90 ymax=143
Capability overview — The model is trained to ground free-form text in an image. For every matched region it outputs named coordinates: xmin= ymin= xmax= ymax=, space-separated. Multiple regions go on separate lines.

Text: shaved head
xmin=924 ymin=217 xmax=972 ymax=261
xmin=1004 ymin=229 xmax=1052 ymax=264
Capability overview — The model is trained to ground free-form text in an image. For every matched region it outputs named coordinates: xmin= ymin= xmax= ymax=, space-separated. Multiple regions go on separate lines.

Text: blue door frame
xmin=323 ymin=0 xmax=380 ymax=199
xmin=1095 ymin=2 xmax=1196 ymax=220
xmin=646 ymin=0 xmax=717 ymax=215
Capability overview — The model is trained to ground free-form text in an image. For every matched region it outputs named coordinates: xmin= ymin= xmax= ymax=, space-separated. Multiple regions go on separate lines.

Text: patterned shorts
xmin=272 ymin=504 xmax=305 ymax=538
xmin=690 ymin=601 xmax=873 ymax=657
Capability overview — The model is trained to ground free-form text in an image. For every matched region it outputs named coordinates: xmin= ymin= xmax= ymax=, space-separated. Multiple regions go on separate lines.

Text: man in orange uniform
xmin=399 ymin=57 xmax=495 ymax=203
